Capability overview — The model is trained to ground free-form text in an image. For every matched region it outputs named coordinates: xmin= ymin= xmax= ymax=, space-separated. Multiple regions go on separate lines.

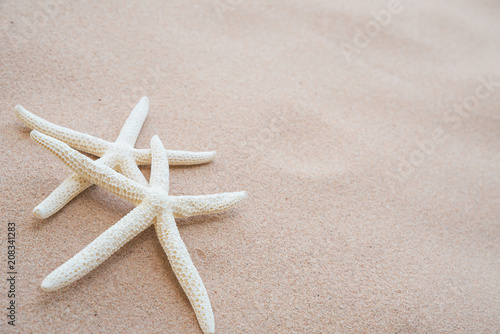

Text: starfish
xmin=31 ymin=130 xmax=247 ymax=334
xmin=15 ymin=97 xmax=216 ymax=219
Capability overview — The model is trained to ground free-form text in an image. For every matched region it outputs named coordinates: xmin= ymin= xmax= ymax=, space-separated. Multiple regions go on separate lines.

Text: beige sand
xmin=1 ymin=0 xmax=499 ymax=332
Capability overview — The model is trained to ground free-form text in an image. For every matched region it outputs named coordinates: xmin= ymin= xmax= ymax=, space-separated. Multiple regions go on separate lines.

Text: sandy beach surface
xmin=1 ymin=0 xmax=499 ymax=332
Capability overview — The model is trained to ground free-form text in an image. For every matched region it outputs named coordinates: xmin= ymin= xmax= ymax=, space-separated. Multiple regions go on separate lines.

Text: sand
xmin=1 ymin=0 xmax=499 ymax=332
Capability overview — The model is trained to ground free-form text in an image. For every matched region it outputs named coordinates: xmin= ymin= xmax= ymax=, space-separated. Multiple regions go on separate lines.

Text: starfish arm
xmin=171 ymin=191 xmax=247 ymax=218
xmin=33 ymin=173 xmax=93 ymax=219
xmin=31 ymin=131 xmax=148 ymax=205
xmin=155 ymin=210 xmax=215 ymax=334
xmin=32 ymin=154 xmax=119 ymax=219
xmin=41 ymin=203 xmax=157 ymax=292
xmin=115 ymin=97 xmax=149 ymax=146
xmin=15 ymin=105 xmax=111 ymax=157
xmin=118 ymin=157 xmax=148 ymax=186
xmin=133 ymin=149 xmax=216 ymax=166
xmin=150 ymin=135 xmax=169 ymax=190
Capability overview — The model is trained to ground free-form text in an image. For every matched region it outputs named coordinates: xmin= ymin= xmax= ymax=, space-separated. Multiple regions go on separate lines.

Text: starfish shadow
xmin=175 ymin=211 xmax=238 ymax=227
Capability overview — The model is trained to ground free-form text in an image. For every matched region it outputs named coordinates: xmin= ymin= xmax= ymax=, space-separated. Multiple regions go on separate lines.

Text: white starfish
xmin=15 ymin=97 xmax=216 ymax=219
xmin=31 ymin=130 xmax=247 ymax=334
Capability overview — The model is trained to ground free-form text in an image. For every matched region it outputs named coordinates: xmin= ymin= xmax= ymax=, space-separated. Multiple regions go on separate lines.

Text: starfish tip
xmin=13 ymin=105 xmax=26 ymax=118
xmin=30 ymin=130 xmax=42 ymax=141
xmin=136 ymin=96 xmax=150 ymax=111
xmin=40 ymin=277 xmax=58 ymax=292
xmin=203 ymin=320 xmax=215 ymax=334
xmin=33 ymin=206 xmax=49 ymax=219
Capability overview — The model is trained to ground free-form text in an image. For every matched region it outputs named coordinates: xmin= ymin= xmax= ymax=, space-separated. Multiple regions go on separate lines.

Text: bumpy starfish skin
xmin=15 ymin=97 xmax=216 ymax=218
xmin=31 ymin=131 xmax=247 ymax=334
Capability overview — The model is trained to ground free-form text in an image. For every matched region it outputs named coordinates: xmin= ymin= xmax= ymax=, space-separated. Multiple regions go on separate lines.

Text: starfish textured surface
xmin=31 ymin=131 xmax=247 ymax=334
xmin=15 ymin=97 xmax=216 ymax=219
